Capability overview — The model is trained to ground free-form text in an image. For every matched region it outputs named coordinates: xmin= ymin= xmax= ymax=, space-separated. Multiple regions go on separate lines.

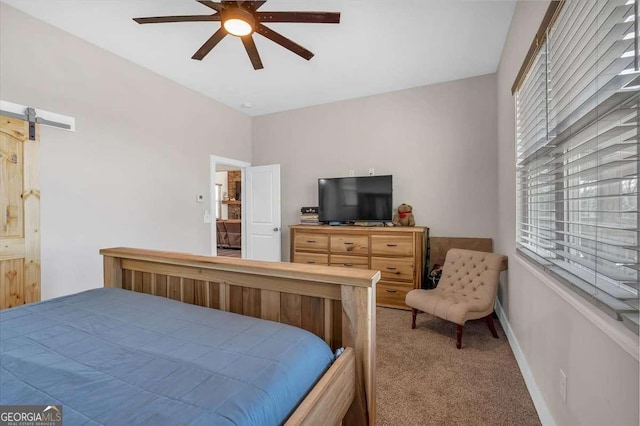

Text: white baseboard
xmin=495 ymin=300 xmax=556 ymax=426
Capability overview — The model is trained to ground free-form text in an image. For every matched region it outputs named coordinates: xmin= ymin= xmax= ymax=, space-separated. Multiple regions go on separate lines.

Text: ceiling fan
xmin=133 ymin=1 xmax=341 ymax=70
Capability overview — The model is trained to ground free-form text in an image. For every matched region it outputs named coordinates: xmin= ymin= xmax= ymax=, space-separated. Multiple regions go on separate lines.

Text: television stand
xmin=325 ymin=221 xmax=388 ymax=227
xmin=353 ymin=221 xmax=387 ymax=227
xmin=289 ymin=224 xmax=429 ymax=310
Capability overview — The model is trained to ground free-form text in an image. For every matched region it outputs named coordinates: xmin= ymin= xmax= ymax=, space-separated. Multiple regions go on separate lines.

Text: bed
xmin=1 ymin=248 xmax=378 ymax=425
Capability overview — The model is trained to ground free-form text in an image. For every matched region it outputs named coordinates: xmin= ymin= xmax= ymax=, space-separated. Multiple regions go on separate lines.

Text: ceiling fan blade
xmin=234 ymin=0 xmax=266 ymax=9
xmin=133 ymin=15 xmax=220 ymax=24
xmin=192 ymin=28 xmax=227 ymax=60
xmin=256 ymin=24 xmax=314 ymax=61
xmin=257 ymin=12 xmax=340 ymax=24
xmin=245 ymin=1 xmax=267 ymax=11
xmin=241 ymin=35 xmax=264 ymax=70
xmin=197 ymin=1 xmax=224 ymax=12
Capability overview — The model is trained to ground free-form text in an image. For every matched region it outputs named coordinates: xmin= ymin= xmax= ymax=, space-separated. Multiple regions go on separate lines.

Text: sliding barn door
xmin=0 ymin=116 xmax=40 ymax=308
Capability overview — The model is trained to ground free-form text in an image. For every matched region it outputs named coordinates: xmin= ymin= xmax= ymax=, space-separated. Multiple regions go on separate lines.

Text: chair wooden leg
xmin=411 ymin=308 xmax=417 ymax=329
xmin=485 ymin=313 xmax=499 ymax=339
xmin=456 ymin=325 xmax=463 ymax=349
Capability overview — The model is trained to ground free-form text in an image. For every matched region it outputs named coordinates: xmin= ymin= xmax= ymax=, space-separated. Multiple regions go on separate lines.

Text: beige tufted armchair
xmin=405 ymin=249 xmax=508 ymax=349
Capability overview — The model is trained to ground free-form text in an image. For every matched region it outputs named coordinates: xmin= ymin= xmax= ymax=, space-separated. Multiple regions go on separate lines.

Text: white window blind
xmin=516 ymin=0 xmax=640 ymax=334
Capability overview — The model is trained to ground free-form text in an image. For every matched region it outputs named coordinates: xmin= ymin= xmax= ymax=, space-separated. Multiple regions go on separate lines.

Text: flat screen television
xmin=318 ymin=175 xmax=392 ymax=223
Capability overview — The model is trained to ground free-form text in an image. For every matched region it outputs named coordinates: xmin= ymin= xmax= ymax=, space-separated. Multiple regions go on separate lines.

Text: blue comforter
xmin=0 ymin=288 xmax=334 ymax=425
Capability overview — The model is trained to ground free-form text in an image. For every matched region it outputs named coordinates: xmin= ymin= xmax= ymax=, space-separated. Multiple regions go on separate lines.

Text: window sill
xmin=512 ymin=253 xmax=639 ymax=361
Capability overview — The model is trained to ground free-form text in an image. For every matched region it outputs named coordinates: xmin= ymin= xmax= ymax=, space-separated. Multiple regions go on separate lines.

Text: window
xmin=515 ymin=0 xmax=639 ymax=333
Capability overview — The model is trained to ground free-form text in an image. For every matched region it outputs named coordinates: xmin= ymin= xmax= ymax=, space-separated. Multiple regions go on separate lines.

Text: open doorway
xmin=210 ymin=155 xmax=250 ymax=258
xmin=210 ymin=155 xmax=282 ymax=261
xmin=215 ymin=164 xmax=242 ymax=258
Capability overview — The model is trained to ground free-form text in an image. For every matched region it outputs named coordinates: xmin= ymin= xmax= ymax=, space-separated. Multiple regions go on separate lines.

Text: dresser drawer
xmin=371 ymin=235 xmax=414 ymax=256
xmin=330 ymin=235 xmax=369 ymax=255
xmin=294 ymin=233 xmax=329 ymax=252
xmin=376 ymin=281 xmax=414 ymax=309
xmin=371 ymin=257 xmax=415 ymax=282
xmin=330 ymin=255 xmax=369 ymax=269
xmin=293 ymin=252 xmax=329 ymax=266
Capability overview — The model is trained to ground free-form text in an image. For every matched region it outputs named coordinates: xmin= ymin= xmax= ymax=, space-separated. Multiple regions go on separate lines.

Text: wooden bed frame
xmin=101 ymin=248 xmax=378 ymax=425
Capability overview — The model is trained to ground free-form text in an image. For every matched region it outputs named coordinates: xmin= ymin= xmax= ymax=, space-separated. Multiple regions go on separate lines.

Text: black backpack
xmin=423 ymin=264 xmax=443 ymax=289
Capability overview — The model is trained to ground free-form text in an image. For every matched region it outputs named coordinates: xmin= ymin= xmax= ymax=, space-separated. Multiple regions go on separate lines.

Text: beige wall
xmin=496 ymin=2 xmax=639 ymax=425
xmin=253 ymin=74 xmax=498 ymax=260
xmin=0 ymin=4 xmax=252 ymax=299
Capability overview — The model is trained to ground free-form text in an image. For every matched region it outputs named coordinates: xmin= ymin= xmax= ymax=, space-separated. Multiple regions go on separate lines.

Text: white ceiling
xmin=2 ymin=0 xmax=516 ymax=116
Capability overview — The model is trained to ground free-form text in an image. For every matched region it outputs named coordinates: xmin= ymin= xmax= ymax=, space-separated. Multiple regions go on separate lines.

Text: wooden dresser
xmin=290 ymin=225 xmax=428 ymax=310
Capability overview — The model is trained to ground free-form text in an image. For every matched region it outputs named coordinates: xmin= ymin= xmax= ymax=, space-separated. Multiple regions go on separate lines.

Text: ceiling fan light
xmin=224 ymin=19 xmax=253 ymax=36
xmin=222 ymin=8 xmax=255 ymax=37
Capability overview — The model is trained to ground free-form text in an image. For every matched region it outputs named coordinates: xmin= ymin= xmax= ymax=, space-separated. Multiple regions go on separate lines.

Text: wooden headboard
xmin=429 ymin=237 xmax=493 ymax=269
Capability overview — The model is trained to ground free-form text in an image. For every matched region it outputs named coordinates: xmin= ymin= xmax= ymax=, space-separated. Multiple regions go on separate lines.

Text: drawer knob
xmin=386 ymin=267 xmax=397 ymax=270
xmin=385 ymin=289 xmax=397 ymax=294
xmin=306 ymin=240 xmax=316 ymax=243
xmin=344 ymin=263 xmax=354 ymax=267
xmin=307 ymin=261 xmax=316 ymax=264
xmin=386 ymin=244 xmax=398 ymax=247
xmin=344 ymin=242 xmax=354 ymax=245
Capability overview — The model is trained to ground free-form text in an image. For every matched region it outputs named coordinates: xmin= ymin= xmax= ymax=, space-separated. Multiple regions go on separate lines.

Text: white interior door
xmin=244 ymin=164 xmax=281 ymax=261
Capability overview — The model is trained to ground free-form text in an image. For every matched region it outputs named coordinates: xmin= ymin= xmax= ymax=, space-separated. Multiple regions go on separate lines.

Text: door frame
xmin=210 ymin=155 xmax=250 ymax=258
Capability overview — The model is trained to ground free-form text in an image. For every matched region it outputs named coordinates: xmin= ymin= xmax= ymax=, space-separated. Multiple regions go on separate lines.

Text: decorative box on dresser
xmin=290 ymin=225 xmax=428 ymax=310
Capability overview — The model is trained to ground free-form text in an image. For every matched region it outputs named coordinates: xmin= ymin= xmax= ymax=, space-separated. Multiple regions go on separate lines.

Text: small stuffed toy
xmin=392 ymin=203 xmax=415 ymax=227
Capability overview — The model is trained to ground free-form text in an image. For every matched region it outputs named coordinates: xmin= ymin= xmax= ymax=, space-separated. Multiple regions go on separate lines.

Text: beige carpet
xmin=376 ymin=307 xmax=541 ymax=426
